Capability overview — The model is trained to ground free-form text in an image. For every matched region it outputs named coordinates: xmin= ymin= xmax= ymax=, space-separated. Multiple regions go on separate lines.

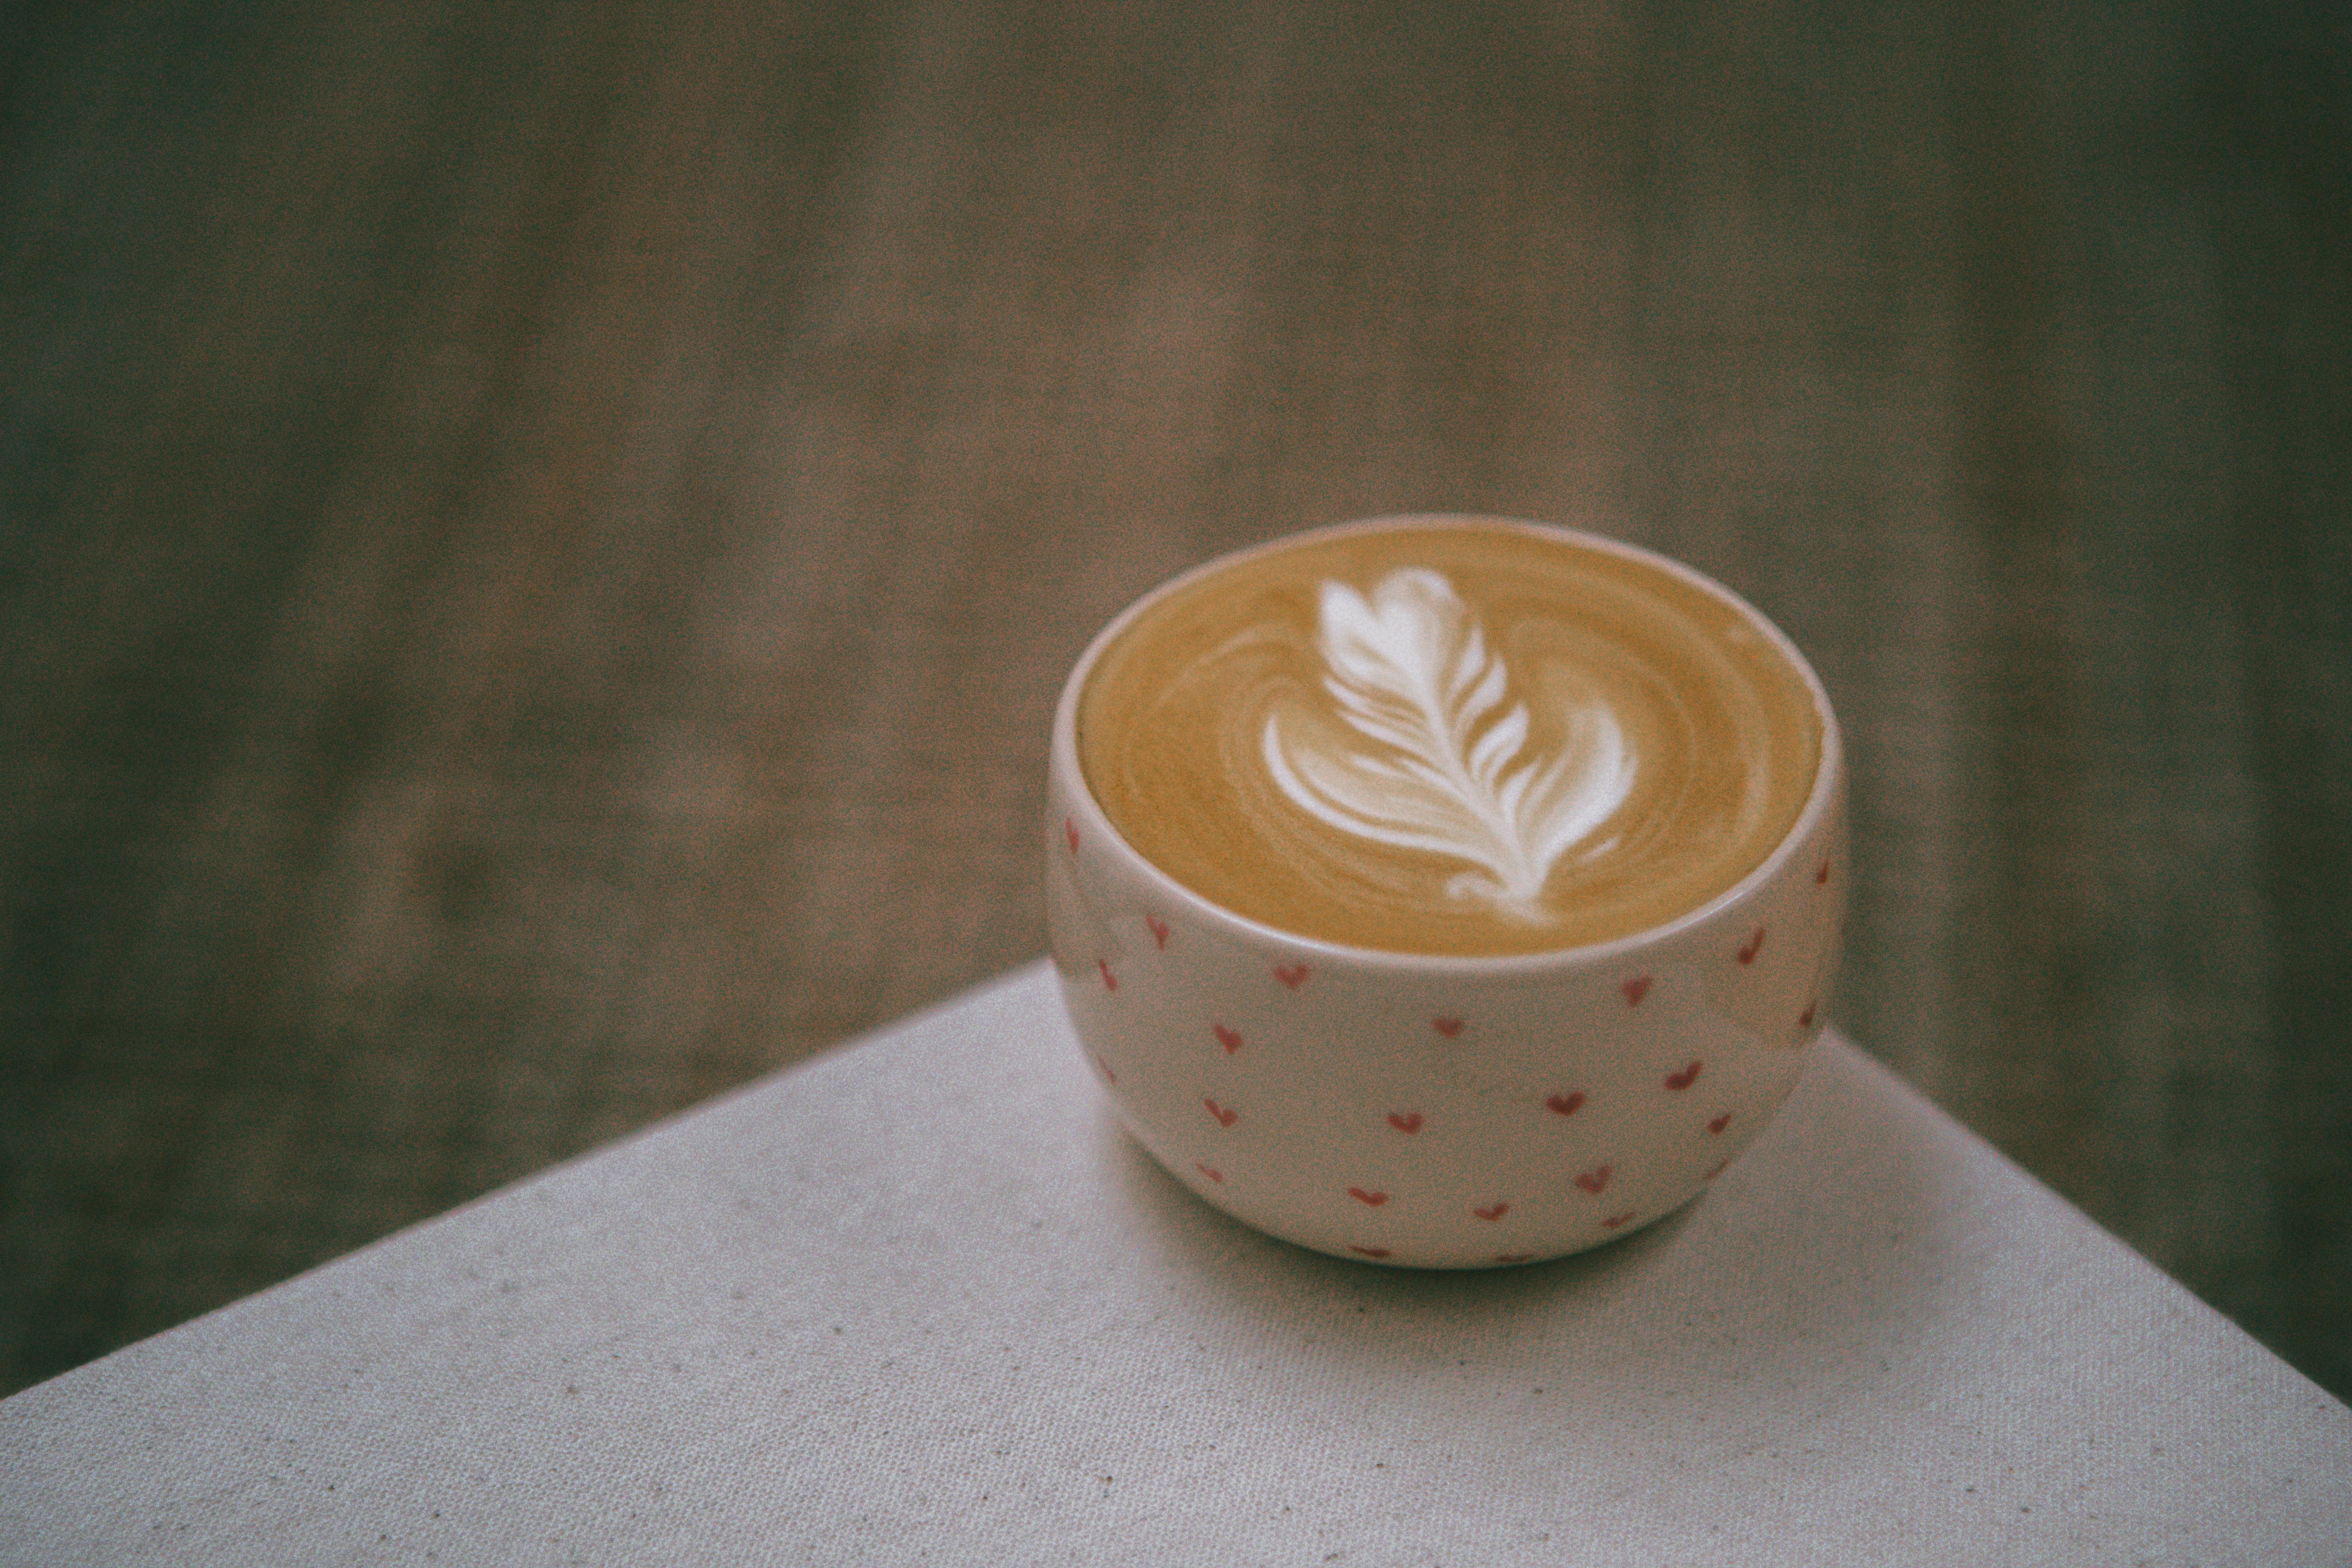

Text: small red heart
xmin=1707 ymin=1112 xmax=1732 ymax=1135
xmin=1274 ymin=963 xmax=1310 ymax=989
xmin=1348 ymin=1187 xmax=1388 ymax=1207
xmin=1665 ymin=1060 xmax=1703 ymax=1090
xmin=1600 ymin=1211 xmax=1634 ymax=1230
xmin=1575 ymin=1164 xmax=1613 ymax=1195
xmin=1204 ymin=1097 xmax=1238 ymax=1128
xmin=1738 ymin=927 xmax=1766 ymax=965
xmin=1702 ymin=1158 xmax=1728 ymax=1182
xmin=1816 ymin=858 xmax=1830 ymax=885
xmin=1349 ymin=1246 xmax=1392 ymax=1259
xmin=1097 ymin=959 xmax=1118 ymax=992
xmin=1473 ymin=1202 xmax=1510 ymax=1222
xmin=1546 ymin=1091 xmax=1586 ymax=1118
xmin=1065 ymin=817 xmax=1079 ymax=854
xmin=1213 ymin=1023 xmax=1242 ymax=1054
xmin=1145 ymin=914 xmax=1169 ymax=949
xmin=1621 ymin=975 xmax=1653 ymax=1008
xmin=1195 ymin=1163 xmax=1224 ymax=1184
xmin=1387 ymin=1112 xmax=1424 ymax=1134
xmin=1493 ymin=1252 xmax=1534 ymax=1264
xmin=1798 ymin=999 xmax=1817 ymax=1030
xmin=1432 ymin=1017 xmax=1465 ymax=1038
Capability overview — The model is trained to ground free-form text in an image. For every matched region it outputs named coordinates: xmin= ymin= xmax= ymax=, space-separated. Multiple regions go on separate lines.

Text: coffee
xmin=1078 ymin=521 xmax=1822 ymax=956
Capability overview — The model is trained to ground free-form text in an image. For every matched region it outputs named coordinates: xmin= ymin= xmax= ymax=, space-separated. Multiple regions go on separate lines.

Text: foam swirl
xmin=1261 ymin=569 xmax=1635 ymax=921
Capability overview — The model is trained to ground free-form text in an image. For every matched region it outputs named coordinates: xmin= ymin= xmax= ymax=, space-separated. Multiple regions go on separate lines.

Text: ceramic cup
xmin=1046 ymin=518 xmax=1846 ymax=1267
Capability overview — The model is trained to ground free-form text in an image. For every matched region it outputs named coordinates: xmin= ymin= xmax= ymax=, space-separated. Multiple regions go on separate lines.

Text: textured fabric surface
xmin=3 ymin=966 xmax=2345 ymax=1565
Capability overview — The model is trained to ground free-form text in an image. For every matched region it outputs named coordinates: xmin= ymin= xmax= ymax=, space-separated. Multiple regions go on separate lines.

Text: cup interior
xmin=1053 ymin=514 xmax=1844 ymax=976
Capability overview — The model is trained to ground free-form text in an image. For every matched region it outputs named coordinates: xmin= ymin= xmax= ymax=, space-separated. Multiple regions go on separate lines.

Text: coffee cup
xmin=1047 ymin=515 xmax=1844 ymax=1267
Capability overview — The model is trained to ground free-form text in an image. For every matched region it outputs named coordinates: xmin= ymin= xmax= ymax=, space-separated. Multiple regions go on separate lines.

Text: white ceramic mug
xmin=1046 ymin=519 xmax=1846 ymax=1267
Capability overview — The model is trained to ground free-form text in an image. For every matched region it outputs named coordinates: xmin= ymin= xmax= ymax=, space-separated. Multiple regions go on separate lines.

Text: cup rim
xmin=1052 ymin=513 xmax=1845 ymax=976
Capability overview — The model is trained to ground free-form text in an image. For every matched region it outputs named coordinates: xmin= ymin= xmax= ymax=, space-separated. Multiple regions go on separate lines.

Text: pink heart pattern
xmin=1106 ymin=833 xmax=1831 ymax=1264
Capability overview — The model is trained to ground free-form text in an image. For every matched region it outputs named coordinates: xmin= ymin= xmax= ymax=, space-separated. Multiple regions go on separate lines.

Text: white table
xmin=4 ymin=964 xmax=2347 ymax=1565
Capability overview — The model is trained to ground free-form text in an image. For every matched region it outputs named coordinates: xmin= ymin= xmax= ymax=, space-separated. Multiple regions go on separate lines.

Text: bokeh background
xmin=3 ymin=0 xmax=2346 ymax=1401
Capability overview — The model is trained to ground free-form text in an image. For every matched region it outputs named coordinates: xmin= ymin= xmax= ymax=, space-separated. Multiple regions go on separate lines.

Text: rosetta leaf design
xmin=1261 ymin=569 xmax=1634 ymax=920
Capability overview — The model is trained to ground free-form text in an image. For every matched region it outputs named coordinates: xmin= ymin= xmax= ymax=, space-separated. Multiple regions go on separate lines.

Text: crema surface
xmin=1078 ymin=524 xmax=1822 ymax=955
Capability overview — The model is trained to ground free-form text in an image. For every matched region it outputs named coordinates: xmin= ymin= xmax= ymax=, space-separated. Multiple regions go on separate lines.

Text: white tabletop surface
xmin=3 ymin=962 xmax=2347 ymax=1565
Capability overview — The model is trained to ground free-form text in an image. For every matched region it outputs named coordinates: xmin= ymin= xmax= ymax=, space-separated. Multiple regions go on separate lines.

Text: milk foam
xmin=1261 ymin=569 xmax=1635 ymax=922
xmin=1078 ymin=524 xmax=1821 ymax=956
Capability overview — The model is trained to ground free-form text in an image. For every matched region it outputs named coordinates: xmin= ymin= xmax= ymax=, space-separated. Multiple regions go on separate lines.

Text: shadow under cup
xmin=1046 ymin=517 xmax=1847 ymax=1268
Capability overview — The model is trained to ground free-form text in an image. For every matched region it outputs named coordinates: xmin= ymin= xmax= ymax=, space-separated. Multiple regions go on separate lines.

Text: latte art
xmin=1078 ymin=522 xmax=1823 ymax=956
xmin=1261 ymin=569 xmax=1636 ymax=922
